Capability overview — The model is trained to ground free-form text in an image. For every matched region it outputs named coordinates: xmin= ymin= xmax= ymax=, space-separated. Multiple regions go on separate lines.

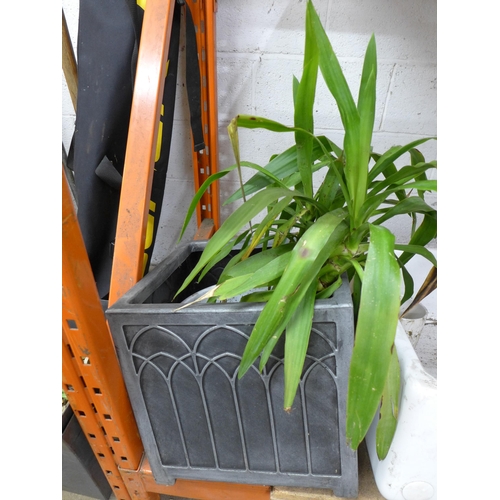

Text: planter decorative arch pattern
xmin=128 ymin=323 xmax=341 ymax=474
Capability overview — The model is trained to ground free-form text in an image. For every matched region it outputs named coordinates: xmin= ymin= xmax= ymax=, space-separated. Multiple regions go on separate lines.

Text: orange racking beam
xmin=109 ymin=0 xmax=176 ymax=306
xmin=121 ymin=457 xmax=271 ymax=500
xmin=63 ymin=167 xmax=160 ymax=500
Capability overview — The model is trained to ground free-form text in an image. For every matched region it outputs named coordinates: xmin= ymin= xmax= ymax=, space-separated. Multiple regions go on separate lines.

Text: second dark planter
xmin=62 ymin=405 xmax=112 ymax=500
xmin=106 ymin=241 xmax=358 ymax=497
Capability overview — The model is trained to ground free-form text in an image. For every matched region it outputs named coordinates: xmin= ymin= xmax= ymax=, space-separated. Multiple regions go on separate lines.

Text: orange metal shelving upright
xmin=108 ymin=0 xmax=221 ymax=306
xmin=63 ymin=168 xmax=157 ymax=500
xmin=187 ymin=0 xmax=221 ymax=230
xmin=62 ymin=1 xmax=269 ymax=498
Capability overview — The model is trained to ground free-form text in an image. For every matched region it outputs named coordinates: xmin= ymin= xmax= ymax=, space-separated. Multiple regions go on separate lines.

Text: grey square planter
xmin=106 ymin=241 xmax=358 ymax=497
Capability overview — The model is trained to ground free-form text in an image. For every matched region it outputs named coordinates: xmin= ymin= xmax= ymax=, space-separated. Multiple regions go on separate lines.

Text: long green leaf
xmin=399 ymin=261 xmax=415 ymax=305
xmin=362 ymin=181 xmax=437 ymax=223
xmin=177 ymin=168 xmax=231 ymax=241
xmin=397 ymin=214 xmax=437 ymax=266
xmin=238 ymin=210 xmax=349 ymax=378
xmin=316 ymin=158 xmax=343 ymax=210
xmin=273 ymin=207 xmax=309 ymax=247
xmin=409 ymin=148 xmax=425 ymax=165
xmin=228 ymin=117 xmax=304 ymax=204
xmin=238 ymin=161 xmax=291 ymax=189
xmin=292 ymin=75 xmax=300 ymax=105
xmin=217 ymin=234 xmax=255 ymax=283
xmin=283 ymin=280 xmax=317 ymax=409
xmin=394 ymin=244 xmax=437 ymax=268
xmin=368 ymin=162 xmax=436 ymax=197
xmin=316 ymin=275 xmax=343 ymax=299
xmin=294 ymin=7 xmax=319 ymax=198
xmin=306 ymin=1 xmax=358 ymax=129
xmin=368 ymin=154 xmax=405 ymax=202
xmin=242 ymin=196 xmax=293 ymax=259
xmin=281 ymin=158 xmax=331 ymax=192
xmin=376 ymin=344 xmax=401 ymax=459
xmin=234 ymin=114 xmax=296 ymax=133
xmin=353 ymin=35 xmax=377 ymax=226
xmin=197 ymin=231 xmax=250 ymax=282
xmin=241 ymin=290 xmax=273 ymax=303
xmin=369 ymin=137 xmax=436 ymax=182
xmin=175 ymin=187 xmax=297 ymax=297
xmin=222 ymin=244 xmax=294 ymax=280
xmin=346 ymin=224 xmax=400 ymax=450
xmin=372 ymin=194 xmax=436 ymax=225
xmin=225 ymin=136 xmax=338 ymax=204
xmin=216 ymin=252 xmax=292 ymax=301
xmin=307 ymin=0 xmax=364 ymax=228
xmin=259 ymin=328 xmax=285 ymax=371
xmin=409 ymin=148 xmax=431 ymax=199
xmin=179 ymin=160 xmax=293 ymax=241
xmin=227 ymin=116 xmax=246 ymax=201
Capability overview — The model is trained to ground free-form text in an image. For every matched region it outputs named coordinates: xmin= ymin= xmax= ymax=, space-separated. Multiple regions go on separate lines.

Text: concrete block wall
xmin=62 ymin=0 xmax=437 ymax=265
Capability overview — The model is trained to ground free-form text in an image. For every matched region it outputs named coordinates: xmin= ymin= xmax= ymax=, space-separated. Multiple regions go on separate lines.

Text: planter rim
xmin=106 ymin=240 xmax=354 ymax=314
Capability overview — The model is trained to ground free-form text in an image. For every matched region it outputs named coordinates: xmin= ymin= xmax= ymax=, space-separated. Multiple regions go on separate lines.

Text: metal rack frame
xmin=62 ymin=1 xmax=270 ymax=498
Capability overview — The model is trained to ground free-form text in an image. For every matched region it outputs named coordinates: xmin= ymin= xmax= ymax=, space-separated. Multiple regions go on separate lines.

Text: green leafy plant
xmin=176 ymin=0 xmax=436 ymax=459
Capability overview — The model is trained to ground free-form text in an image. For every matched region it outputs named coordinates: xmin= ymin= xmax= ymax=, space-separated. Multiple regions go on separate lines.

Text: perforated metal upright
xmin=62 ymin=0 xmax=270 ymax=498
xmin=63 ymin=168 xmax=157 ymax=500
xmin=187 ymin=0 xmax=221 ymax=229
